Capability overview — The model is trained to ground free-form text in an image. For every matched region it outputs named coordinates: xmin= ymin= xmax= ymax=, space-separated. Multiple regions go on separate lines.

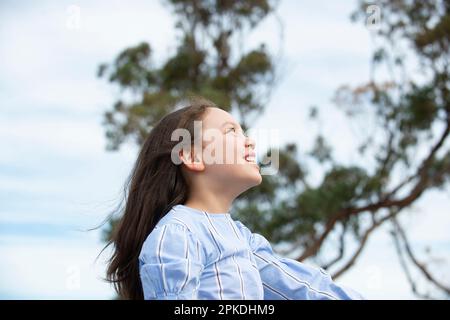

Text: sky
xmin=0 ymin=0 xmax=449 ymax=299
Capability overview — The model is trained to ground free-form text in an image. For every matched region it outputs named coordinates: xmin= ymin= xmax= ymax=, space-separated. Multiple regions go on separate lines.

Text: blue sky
xmin=1 ymin=0 xmax=449 ymax=299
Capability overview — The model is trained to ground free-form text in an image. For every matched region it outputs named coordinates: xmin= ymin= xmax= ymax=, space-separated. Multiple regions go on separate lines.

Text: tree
xmin=99 ymin=0 xmax=450 ymax=299
xmin=98 ymin=0 xmax=278 ymax=150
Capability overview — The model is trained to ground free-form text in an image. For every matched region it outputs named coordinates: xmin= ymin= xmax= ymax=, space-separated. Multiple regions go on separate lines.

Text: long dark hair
xmin=103 ymin=97 xmax=213 ymax=299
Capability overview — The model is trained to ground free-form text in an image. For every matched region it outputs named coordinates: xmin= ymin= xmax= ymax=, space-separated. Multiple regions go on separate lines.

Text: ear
xmin=179 ymin=146 xmax=205 ymax=172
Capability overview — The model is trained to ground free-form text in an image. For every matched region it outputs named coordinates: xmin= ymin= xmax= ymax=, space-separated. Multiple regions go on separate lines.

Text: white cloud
xmin=0 ymin=0 xmax=176 ymax=117
xmin=0 ymin=234 xmax=115 ymax=299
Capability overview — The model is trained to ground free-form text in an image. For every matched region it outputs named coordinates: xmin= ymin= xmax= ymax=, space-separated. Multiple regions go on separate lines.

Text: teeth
xmin=245 ymin=156 xmax=256 ymax=162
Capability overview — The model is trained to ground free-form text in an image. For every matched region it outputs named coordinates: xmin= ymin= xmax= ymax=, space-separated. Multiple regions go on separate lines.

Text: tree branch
xmin=391 ymin=222 xmax=434 ymax=300
xmin=392 ymin=217 xmax=450 ymax=296
xmin=377 ymin=129 xmax=395 ymax=178
xmin=321 ymin=221 xmax=347 ymax=270
xmin=297 ymin=120 xmax=450 ymax=262
xmin=331 ymin=209 xmax=399 ymax=279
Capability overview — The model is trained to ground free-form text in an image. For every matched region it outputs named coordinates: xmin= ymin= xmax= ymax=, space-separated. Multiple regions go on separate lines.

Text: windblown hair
xmin=103 ymin=97 xmax=214 ymax=299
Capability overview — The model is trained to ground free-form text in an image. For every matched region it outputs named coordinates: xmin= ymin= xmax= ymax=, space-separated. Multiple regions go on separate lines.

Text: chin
xmin=245 ymin=169 xmax=262 ymax=188
xmin=253 ymin=172 xmax=263 ymax=185
xmin=240 ymin=175 xmax=262 ymax=194
xmin=216 ymin=164 xmax=263 ymax=192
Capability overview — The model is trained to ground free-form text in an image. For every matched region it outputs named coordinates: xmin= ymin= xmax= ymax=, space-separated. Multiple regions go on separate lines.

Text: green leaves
xmin=231 ymin=46 xmax=273 ymax=85
xmin=159 ymin=35 xmax=207 ymax=91
xmin=401 ymin=84 xmax=438 ymax=131
xmin=309 ymin=135 xmax=332 ymax=164
xmin=298 ymin=167 xmax=370 ymax=219
xmin=99 ymin=42 xmax=154 ymax=90
xmin=166 ymin=0 xmax=276 ymax=30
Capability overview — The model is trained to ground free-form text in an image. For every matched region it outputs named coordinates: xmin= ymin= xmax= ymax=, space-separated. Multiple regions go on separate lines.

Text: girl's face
xmin=199 ymin=107 xmax=262 ymax=194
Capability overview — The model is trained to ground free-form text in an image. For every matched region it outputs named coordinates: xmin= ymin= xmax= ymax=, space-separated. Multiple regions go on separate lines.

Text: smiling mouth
xmin=243 ymin=153 xmax=259 ymax=169
xmin=244 ymin=155 xmax=256 ymax=163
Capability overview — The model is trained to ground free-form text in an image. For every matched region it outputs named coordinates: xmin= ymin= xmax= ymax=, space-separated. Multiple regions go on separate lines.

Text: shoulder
xmin=233 ymin=220 xmax=251 ymax=237
xmin=233 ymin=220 xmax=272 ymax=252
xmin=140 ymin=222 xmax=193 ymax=246
xmin=139 ymin=222 xmax=201 ymax=262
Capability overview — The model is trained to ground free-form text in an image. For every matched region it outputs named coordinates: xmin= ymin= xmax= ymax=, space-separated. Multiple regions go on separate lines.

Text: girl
xmin=105 ymin=96 xmax=364 ymax=300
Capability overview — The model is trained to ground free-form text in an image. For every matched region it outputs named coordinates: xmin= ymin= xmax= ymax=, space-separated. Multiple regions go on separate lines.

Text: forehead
xmin=202 ymin=107 xmax=236 ymax=129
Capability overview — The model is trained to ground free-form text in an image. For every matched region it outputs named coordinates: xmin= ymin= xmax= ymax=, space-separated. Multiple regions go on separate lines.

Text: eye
xmin=226 ymin=126 xmax=236 ymax=133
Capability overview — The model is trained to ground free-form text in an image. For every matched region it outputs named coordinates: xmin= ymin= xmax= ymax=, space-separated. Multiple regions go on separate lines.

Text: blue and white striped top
xmin=138 ymin=204 xmax=364 ymax=300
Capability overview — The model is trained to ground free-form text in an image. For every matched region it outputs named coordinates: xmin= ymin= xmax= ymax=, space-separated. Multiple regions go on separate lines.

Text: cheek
xmin=223 ymin=134 xmax=245 ymax=163
xmin=207 ymin=137 xmax=261 ymax=183
xmin=202 ymin=133 xmax=243 ymax=164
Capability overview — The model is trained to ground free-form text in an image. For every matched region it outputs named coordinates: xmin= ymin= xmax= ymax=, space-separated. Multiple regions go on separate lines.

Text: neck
xmin=184 ymin=190 xmax=233 ymax=214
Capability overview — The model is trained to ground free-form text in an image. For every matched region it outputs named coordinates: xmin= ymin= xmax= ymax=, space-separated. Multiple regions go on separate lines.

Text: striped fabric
xmin=138 ymin=204 xmax=364 ymax=300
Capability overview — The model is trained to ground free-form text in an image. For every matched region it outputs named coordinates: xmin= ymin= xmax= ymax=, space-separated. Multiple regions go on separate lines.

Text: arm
xmin=235 ymin=221 xmax=365 ymax=300
xmin=139 ymin=223 xmax=205 ymax=300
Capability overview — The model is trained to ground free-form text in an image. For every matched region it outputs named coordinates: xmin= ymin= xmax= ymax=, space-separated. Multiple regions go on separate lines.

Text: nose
xmin=245 ymin=136 xmax=256 ymax=151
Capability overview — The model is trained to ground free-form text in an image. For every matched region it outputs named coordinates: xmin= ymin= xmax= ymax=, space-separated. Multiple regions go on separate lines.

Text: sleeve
xmin=234 ymin=220 xmax=365 ymax=300
xmin=138 ymin=223 xmax=205 ymax=300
